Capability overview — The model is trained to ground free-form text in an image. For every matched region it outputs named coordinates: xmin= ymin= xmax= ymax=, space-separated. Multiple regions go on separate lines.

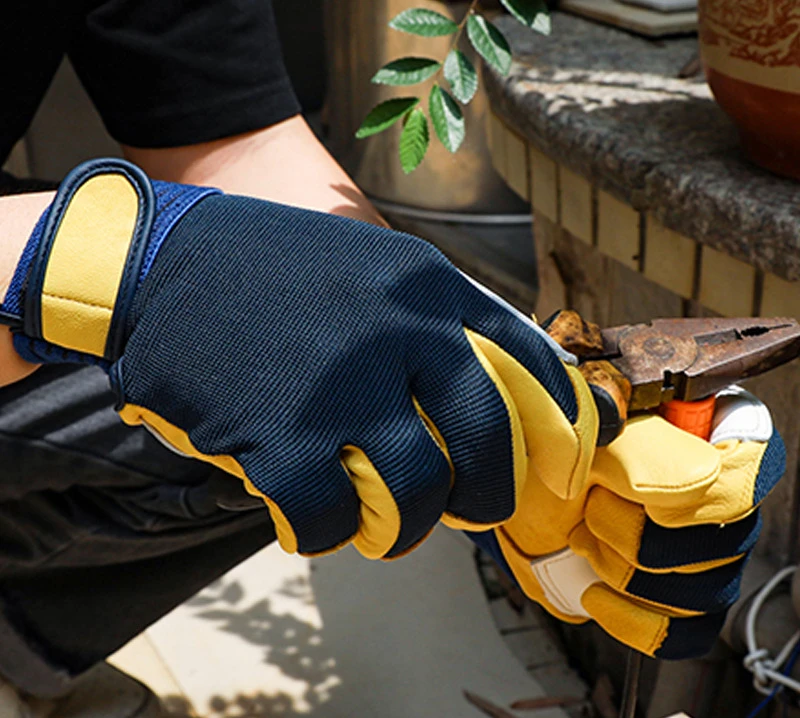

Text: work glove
xmin=0 ymin=159 xmax=598 ymax=559
xmin=469 ymin=385 xmax=785 ymax=659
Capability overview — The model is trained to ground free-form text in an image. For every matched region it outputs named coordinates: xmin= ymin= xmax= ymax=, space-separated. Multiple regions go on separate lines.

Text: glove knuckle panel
xmin=654 ymin=612 xmax=728 ymax=660
xmin=623 ymin=556 xmax=745 ymax=613
xmin=752 ymin=430 xmax=786 ymax=505
xmin=636 ymin=511 xmax=761 ymax=569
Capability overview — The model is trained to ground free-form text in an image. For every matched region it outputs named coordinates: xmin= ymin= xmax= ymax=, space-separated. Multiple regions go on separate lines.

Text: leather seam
xmin=41 ymin=292 xmax=114 ymax=312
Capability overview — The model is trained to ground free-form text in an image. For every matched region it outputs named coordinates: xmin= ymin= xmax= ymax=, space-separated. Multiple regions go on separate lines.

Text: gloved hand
xmin=0 ymin=158 xmax=598 ymax=559
xmin=469 ymin=386 xmax=785 ymax=659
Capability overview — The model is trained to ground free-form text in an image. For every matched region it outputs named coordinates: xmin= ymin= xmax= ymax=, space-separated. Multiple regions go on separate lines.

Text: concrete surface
xmin=111 ymin=528 xmax=572 ymax=718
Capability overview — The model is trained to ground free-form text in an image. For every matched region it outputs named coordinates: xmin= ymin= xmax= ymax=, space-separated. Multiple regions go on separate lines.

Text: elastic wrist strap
xmin=2 ymin=159 xmax=218 ymax=364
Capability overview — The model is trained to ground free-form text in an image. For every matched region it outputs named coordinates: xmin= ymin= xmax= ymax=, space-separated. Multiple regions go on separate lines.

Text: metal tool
xmin=545 ymin=312 xmax=800 ymax=445
xmin=620 ymin=650 xmax=643 ymax=718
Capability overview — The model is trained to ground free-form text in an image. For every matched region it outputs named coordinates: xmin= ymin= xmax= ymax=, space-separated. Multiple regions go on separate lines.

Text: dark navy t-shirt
xmin=0 ymin=0 xmax=301 ymax=164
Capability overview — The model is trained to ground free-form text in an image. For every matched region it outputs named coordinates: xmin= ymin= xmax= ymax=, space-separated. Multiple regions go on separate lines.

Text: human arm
xmin=0 ymin=191 xmax=54 ymax=385
xmin=122 ymin=115 xmax=388 ymax=228
xmin=0 ymin=106 xmax=380 ymax=388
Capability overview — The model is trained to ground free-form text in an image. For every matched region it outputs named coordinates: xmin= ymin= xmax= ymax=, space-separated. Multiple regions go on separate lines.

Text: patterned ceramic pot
xmin=699 ymin=0 xmax=800 ymax=180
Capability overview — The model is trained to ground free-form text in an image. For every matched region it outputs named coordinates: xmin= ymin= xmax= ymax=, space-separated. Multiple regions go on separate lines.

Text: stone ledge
xmin=484 ymin=13 xmax=800 ymax=281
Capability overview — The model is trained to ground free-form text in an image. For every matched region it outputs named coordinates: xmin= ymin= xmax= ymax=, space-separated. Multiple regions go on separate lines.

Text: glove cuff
xmin=1 ymin=159 xmax=218 ymax=366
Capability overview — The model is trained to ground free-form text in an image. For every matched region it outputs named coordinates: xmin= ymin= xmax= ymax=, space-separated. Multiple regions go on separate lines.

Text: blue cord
xmin=746 ymin=639 xmax=800 ymax=718
xmin=747 ymin=686 xmax=781 ymax=718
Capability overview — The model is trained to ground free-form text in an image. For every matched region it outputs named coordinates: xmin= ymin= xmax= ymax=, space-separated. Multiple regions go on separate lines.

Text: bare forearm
xmin=123 ymin=115 xmax=388 ymax=227
xmin=0 ymin=191 xmax=54 ymax=385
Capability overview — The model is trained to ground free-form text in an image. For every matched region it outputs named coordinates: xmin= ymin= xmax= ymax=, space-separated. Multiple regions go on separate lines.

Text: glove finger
xmin=592 ymin=415 xmax=785 ymax=525
xmin=347 ymin=402 xmax=452 ymax=559
xmin=243 ymin=449 xmax=361 ymax=557
xmin=461 ymin=286 xmax=597 ymax=501
xmin=591 ymin=415 xmax=721 ymax=511
xmin=117 ymin=404 xmax=360 ymax=556
xmin=584 ymin=485 xmax=762 ymax=570
xmin=582 ymin=583 xmax=727 ymax=659
xmin=570 ymin=522 xmax=747 ymax=613
xmin=647 ymin=430 xmax=785 ymax=527
xmin=489 ymin=527 xmax=729 ymax=659
xmin=413 ymin=330 xmax=522 ymax=529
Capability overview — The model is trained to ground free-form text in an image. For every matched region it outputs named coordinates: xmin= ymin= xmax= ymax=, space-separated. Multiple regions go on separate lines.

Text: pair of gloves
xmin=1 ymin=159 xmax=785 ymax=659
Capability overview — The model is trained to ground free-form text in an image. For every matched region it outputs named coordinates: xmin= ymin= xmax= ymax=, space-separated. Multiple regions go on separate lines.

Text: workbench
xmin=484 ymin=12 xmax=800 ymax=568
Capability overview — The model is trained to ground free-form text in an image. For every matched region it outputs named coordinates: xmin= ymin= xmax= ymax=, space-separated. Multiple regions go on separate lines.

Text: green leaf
xmin=399 ymin=108 xmax=430 ymax=174
xmin=467 ymin=14 xmax=512 ymax=76
xmin=499 ymin=0 xmax=551 ymax=35
xmin=355 ymin=97 xmax=420 ymax=139
xmin=372 ymin=57 xmax=442 ymax=86
xmin=388 ymin=8 xmax=458 ymax=37
xmin=444 ymin=50 xmax=478 ymax=104
xmin=429 ymin=84 xmax=465 ymax=153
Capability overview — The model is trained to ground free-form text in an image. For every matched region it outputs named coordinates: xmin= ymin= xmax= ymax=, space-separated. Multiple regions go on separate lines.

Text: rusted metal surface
xmin=604 ymin=316 xmax=800 ymax=410
xmin=546 ymin=310 xmax=800 ymax=414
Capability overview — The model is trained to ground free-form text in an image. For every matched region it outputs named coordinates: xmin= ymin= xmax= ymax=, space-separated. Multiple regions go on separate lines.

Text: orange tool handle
xmin=659 ymin=395 xmax=716 ymax=441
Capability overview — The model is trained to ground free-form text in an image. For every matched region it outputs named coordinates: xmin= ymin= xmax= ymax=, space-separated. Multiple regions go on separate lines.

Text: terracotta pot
xmin=698 ymin=1 xmax=800 ymax=180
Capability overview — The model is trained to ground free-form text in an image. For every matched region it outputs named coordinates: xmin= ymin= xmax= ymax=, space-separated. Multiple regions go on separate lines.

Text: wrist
xmin=1 ymin=160 xmax=217 ymax=369
xmin=0 ymin=191 xmax=54 ymax=384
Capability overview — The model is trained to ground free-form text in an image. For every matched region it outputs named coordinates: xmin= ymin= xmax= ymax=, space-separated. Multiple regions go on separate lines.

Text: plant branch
xmin=424 ymin=0 xmax=482 ymax=90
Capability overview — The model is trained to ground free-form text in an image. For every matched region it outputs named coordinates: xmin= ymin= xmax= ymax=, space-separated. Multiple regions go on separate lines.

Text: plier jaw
xmin=599 ymin=317 xmax=800 ymax=411
xmin=543 ymin=312 xmax=800 ymax=445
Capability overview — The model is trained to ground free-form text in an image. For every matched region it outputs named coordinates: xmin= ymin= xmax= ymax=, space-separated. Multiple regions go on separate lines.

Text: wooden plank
xmin=559 ymin=166 xmax=594 ymax=245
xmin=698 ymin=245 xmax=757 ymax=317
xmin=607 ymin=260 xmax=683 ymax=326
xmin=597 ymin=190 xmax=641 ymax=271
xmin=533 ymin=211 xmax=569 ymax=321
xmin=560 ymin=0 xmax=697 ymax=37
xmin=487 ymin=112 xmax=508 ymax=183
xmin=530 ymin=146 xmax=559 ymax=223
xmin=761 ymin=272 xmax=800 ymax=319
xmin=553 ymin=229 xmax=613 ymax=327
xmin=534 ymin=209 xmax=613 ymax=328
xmin=644 ymin=216 xmax=696 ymax=299
xmin=505 ymin=129 xmax=530 ymax=201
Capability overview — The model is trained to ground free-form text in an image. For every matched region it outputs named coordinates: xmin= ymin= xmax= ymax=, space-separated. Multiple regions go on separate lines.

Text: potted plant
xmin=699 ymin=0 xmax=800 ymax=180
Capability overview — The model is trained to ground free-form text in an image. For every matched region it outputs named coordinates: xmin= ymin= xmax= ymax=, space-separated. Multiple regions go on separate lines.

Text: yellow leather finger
xmin=591 ymin=415 xmax=722 ymax=514
xmin=467 ymin=331 xmax=598 ymax=501
xmin=569 ymin=522 xmax=742 ymax=586
xmin=502 ymin=478 xmax=585 ymax=557
xmin=646 ymin=439 xmax=768 ymax=527
xmin=581 ymin=584 xmax=673 ymax=657
xmin=340 ymin=445 xmax=402 ymax=560
xmin=118 ymin=403 xmax=300 ymax=554
xmin=582 ymin=486 xmax=746 ymax=571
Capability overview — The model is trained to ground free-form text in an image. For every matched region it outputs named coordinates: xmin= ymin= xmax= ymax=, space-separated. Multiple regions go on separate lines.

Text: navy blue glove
xmin=1 ymin=159 xmax=598 ymax=558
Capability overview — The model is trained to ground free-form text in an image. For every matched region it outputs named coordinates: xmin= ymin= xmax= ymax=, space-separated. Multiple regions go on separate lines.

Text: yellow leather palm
xmin=495 ymin=412 xmax=778 ymax=657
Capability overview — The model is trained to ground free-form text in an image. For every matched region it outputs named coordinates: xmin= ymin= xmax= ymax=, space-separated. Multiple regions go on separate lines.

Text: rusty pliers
xmin=544 ymin=312 xmax=800 ymax=446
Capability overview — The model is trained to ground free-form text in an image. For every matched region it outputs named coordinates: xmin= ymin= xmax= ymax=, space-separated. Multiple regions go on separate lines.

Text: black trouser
xmin=0 ymin=364 xmax=277 ymax=697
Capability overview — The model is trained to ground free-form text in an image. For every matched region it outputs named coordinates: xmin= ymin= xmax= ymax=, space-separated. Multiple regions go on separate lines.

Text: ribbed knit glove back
xmin=1 ymin=159 xmax=598 ymax=558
